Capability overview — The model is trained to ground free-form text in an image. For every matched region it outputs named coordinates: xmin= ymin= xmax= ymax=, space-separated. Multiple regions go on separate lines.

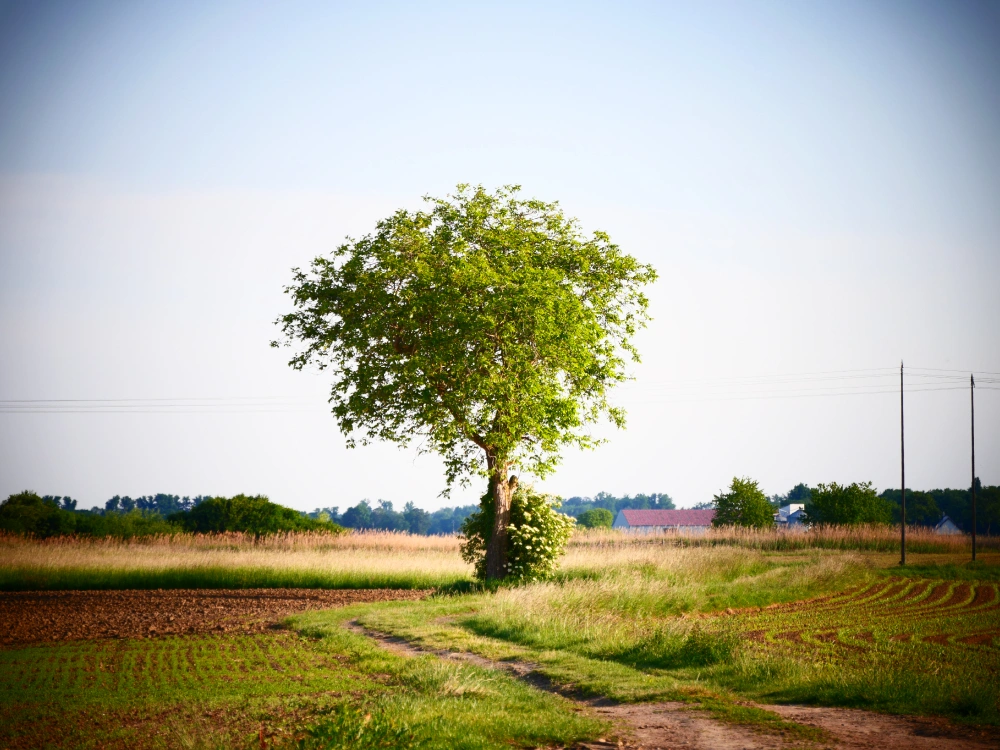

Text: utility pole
xmin=972 ymin=374 xmax=976 ymax=562
xmin=900 ymin=360 xmax=906 ymax=566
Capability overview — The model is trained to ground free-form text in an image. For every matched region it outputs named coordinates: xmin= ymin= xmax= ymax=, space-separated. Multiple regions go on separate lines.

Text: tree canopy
xmin=576 ymin=508 xmax=614 ymax=529
xmin=712 ymin=477 xmax=774 ymax=528
xmin=803 ymin=482 xmax=892 ymax=525
xmin=276 ymin=185 xmax=656 ymax=577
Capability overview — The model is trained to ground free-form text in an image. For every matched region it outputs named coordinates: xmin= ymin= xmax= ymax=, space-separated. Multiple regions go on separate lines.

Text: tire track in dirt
xmin=346 ymin=622 xmax=1000 ymax=749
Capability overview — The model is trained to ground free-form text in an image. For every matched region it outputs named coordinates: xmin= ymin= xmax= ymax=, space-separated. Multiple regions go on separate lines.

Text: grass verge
xmin=303 ymin=548 xmax=1000 ymax=728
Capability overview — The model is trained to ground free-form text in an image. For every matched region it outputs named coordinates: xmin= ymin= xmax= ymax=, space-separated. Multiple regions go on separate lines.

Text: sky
xmin=1 ymin=0 xmax=998 ymax=512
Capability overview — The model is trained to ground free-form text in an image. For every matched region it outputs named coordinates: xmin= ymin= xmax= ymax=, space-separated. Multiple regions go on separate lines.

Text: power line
xmin=627 ymin=384 xmax=994 ymax=405
xmin=0 ymin=397 xmax=302 ymax=404
xmin=3 ymin=366 xmax=999 ymax=413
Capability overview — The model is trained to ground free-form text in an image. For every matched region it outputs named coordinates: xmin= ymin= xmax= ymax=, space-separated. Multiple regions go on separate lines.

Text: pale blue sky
xmin=1 ymin=1 xmax=998 ymax=510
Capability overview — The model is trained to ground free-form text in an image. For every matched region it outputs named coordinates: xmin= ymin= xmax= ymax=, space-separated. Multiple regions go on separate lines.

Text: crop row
xmin=0 ymin=633 xmax=351 ymax=708
xmin=733 ymin=579 xmax=1000 ymax=659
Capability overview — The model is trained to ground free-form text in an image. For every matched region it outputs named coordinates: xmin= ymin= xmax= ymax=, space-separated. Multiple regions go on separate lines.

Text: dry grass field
xmin=2 ymin=524 xmax=990 ymax=592
xmin=0 ymin=530 xmax=469 ymax=590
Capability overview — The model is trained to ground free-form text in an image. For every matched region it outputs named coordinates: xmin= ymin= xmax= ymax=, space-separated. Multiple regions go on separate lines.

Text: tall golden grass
xmin=569 ymin=524 xmax=995 ymax=554
xmin=0 ymin=530 xmax=467 ymax=589
xmin=1 ymin=525 xmax=991 ymax=591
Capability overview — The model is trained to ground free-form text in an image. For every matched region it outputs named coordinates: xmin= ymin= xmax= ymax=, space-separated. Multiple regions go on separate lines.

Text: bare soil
xmin=350 ymin=621 xmax=1000 ymax=750
xmin=0 ymin=588 xmax=431 ymax=646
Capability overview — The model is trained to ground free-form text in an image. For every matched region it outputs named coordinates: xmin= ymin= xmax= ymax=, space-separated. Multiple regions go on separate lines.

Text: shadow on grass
xmin=462 ymin=615 xmax=738 ymax=672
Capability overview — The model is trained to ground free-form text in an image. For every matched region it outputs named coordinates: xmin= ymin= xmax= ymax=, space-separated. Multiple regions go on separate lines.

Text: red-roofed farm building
xmin=612 ymin=508 xmax=716 ymax=533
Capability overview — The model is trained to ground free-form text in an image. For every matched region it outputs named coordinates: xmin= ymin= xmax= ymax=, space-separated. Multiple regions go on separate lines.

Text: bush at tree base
xmin=460 ymin=486 xmax=575 ymax=582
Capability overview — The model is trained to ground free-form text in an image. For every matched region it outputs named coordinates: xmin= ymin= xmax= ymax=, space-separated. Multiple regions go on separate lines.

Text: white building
xmin=933 ymin=514 xmax=963 ymax=535
xmin=776 ymin=504 xmax=805 ymax=526
xmin=612 ymin=508 xmax=716 ymax=533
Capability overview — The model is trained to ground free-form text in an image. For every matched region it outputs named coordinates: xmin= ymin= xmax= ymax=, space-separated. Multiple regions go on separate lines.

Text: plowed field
xmin=0 ymin=588 xmax=431 ymax=646
xmin=729 ymin=578 xmax=1000 ymax=654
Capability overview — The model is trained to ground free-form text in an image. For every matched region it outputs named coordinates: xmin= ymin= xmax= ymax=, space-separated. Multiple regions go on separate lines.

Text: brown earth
xmin=0 ymin=588 xmax=431 ymax=646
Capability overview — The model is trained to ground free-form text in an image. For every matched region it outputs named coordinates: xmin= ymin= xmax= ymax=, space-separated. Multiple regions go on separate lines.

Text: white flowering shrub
xmin=460 ymin=486 xmax=575 ymax=582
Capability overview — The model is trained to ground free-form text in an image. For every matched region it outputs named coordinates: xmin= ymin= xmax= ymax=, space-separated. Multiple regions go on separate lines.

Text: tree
xmin=341 ymin=500 xmax=373 ymax=529
xmin=787 ymin=483 xmax=812 ymax=504
xmin=276 ymin=185 xmax=656 ymax=579
xmin=42 ymin=496 xmax=78 ymax=511
xmin=803 ymin=482 xmax=892 ymax=525
xmin=1 ymin=491 xmax=70 ymax=537
xmin=403 ymin=501 xmax=432 ymax=535
xmin=711 ymin=477 xmax=774 ymax=528
xmin=577 ymin=507 xmax=614 ymax=528
xmin=879 ymin=489 xmax=941 ymax=526
xmin=370 ymin=499 xmax=407 ymax=531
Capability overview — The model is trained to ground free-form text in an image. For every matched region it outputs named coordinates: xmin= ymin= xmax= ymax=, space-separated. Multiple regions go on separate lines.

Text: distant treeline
xmin=306 ymin=501 xmax=477 ymax=535
xmin=36 ymin=494 xmax=217 ymax=515
xmin=0 ymin=492 xmax=341 ymax=538
xmin=768 ymin=480 xmax=998 ymax=533
xmin=104 ymin=494 xmax=212 ymax=514
xmin=1 ymin=493 xmax=180 ymax=537
xmin=879 ymin=479 xmax=998 ymax=534
xmin=310 ymin=493 xmax=678 ymax=534
xmin=559 ymin=492 xmax=675 ymax=517
xmin=5 ymin=480 xmax=997 ymax=538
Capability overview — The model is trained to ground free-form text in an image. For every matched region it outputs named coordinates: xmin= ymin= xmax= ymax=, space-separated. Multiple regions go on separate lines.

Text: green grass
xmin=0 ymin=564 xmax=467 ymax=591
xmin=0 ymin=618 xmax=606 ymax=749
xmin=303 ymin=549 xmax=1000 ymax=728
xmin=0 ymin=632 xmax=360 ymax=749
xmin=882 ymin=560 xmax=1000 ymax=581
xmin=6 ymin=541 xmax=999 ymax=746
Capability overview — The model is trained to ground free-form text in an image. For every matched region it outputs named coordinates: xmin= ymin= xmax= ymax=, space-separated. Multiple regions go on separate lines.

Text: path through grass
xmin=313 ymin=548 xmax=1000 ymax=727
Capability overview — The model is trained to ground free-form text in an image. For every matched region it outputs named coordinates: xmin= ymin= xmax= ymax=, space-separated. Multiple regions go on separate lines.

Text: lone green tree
xmin=275 ymin=185 xmax=656 ymax=579
xmin=712 ymin=477 xmax=775 ymax=528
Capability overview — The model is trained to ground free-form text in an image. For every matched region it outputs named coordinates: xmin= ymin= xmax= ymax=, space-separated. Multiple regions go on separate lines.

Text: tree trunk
xmin=485 ymin=459 xmax=518 ymax=580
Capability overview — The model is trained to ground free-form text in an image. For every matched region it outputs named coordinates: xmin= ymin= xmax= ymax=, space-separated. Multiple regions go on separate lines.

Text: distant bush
xmin=168 ymin=494 xmax=344 ymax=535
xmin=576 ymin=508 xmax=614 ymax=529
xmin=72 ymin=509 xmax=178 ymax=537
xmin=0 ymin=491 xmax=177 ymax=538
xmin=0 ymin=492 xmax=71 ymax=537
xmin=461 ymin=486 xmax=575 ymax=582
xmin=804 ymin=481 xmax=892 ymax=526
